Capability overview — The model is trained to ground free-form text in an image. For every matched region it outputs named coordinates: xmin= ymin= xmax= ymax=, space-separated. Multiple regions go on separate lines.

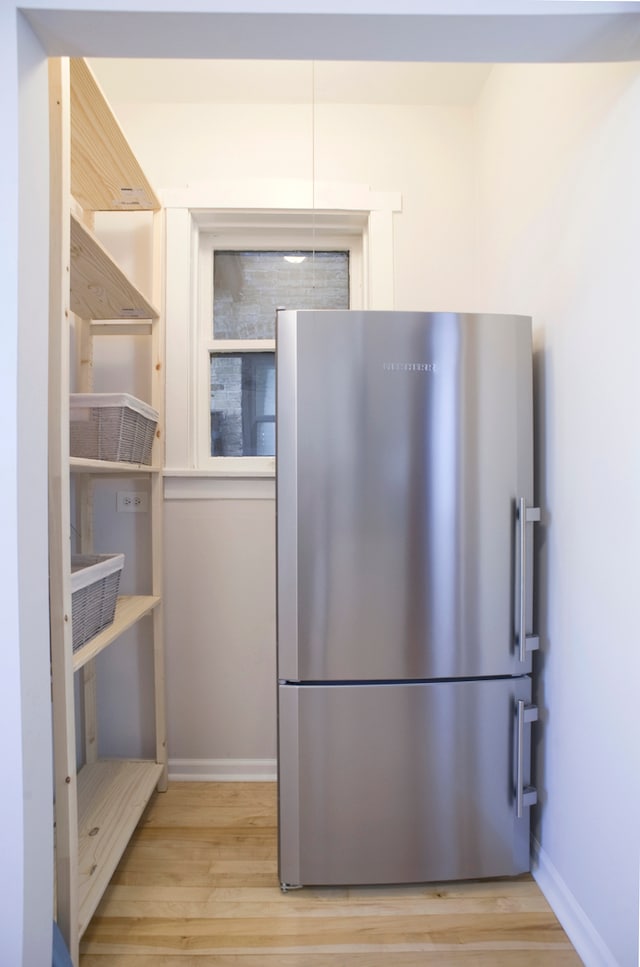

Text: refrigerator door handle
xmin=518 ymin=497 xmax=541 ymax=662
xmin=516 ymin=699 xmax=539 ymax=818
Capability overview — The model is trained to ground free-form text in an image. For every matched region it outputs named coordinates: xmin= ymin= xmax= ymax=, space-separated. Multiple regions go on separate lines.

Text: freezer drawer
xmin=278 ymin=677 xmax=535 ymax=888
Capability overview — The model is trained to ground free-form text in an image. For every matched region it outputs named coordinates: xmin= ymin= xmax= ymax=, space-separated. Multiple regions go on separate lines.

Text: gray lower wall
xmin=163 ymin=498 xmax=277 ymax=761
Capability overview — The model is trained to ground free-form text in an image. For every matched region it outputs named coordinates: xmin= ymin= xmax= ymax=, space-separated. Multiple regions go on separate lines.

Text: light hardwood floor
xmin=80 ymin=782 xmax=581 ymax=966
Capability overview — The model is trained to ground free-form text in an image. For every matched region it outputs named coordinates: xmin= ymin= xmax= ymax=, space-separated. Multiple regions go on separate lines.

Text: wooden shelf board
xmin=90 ymin=321 xmax=153 ymax=336
xmin=77 ymin=759 xmax=163 ymax=935
xmin=70 ymin=457 xmax=161 ymax=475
xmin=70 ymin=214 xmax=159 ymax=320
xmin=72 ymin=596 xmax=161 ymax=672
xmin=70 ymin=58 xmax=160 ymax=213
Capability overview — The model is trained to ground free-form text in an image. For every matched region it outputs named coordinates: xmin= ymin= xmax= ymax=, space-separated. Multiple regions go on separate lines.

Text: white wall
xmin=17 ymin=17 xmax=55 ymax=966
xmin=474 ymin=61 xmax=640 ymax=967
xmin=112 ymin=97 xmax=476 ymax=311
xmin=1 ymin=6 xmax=26 ymax=966
xmin=98 ymin=95 xmax=476 ymax=766
xmin=314 ymin=104 xmax=476 ymax=311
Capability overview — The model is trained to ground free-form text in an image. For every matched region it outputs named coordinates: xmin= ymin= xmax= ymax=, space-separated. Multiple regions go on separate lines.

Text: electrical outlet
xmin=116 ymin=491 xmax=149 ymax=513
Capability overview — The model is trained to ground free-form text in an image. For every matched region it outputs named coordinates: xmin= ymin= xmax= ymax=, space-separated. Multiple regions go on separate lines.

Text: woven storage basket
xmin=70 ymin=553 xmax=124 ymax=651
xmin=70 ymin=393 xmax=158 ymax=465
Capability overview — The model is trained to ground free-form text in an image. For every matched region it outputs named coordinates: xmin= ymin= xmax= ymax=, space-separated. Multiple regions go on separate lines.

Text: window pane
xmin=213 ymin=250 xmax=349 ymax=339
xmin=210 ymin=352 xmax=275 ymax=457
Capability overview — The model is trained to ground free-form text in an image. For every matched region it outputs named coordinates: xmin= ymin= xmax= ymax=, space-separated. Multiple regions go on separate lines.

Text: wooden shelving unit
xmin=69 ymin=457 xmax=162 ymax=475
xmin=71 ymin=596 xmax=161 ymax=672
xmin=69 ymin=213 xmax=160 ymax=320
xmin=48 ymin=56 xmax=166 ymax=966
xmin=76 ymin=759 xmax=163 ymax=937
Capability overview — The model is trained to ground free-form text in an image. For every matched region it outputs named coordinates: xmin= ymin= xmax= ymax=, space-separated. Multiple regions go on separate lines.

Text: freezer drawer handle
xmin=518 ymin=497 xmax=541 ymax=662
xmin=516 ymin=699 xmax=539 ymax=819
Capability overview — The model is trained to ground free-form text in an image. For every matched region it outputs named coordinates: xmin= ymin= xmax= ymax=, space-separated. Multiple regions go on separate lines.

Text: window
xmin=210 ymin=352 xmax=275 ymax=456
xmin=198 ymin=230 xmax=359 ymax=474
xmin=209 ymin=250 xmax=349 ymax=459
xmin=163 ymin=188 xmax=400 ymax=490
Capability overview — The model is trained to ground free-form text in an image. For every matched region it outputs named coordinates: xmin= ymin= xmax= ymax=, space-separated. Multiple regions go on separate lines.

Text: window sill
xmin=163 ymin=469 xmax=275 ymax=501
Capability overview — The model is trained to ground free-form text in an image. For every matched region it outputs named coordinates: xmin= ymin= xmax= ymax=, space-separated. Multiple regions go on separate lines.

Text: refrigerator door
xmin=277 ymin=310 xmax=536 ymax=682
xmin=278 ymin=677 xmax=534 ymax=888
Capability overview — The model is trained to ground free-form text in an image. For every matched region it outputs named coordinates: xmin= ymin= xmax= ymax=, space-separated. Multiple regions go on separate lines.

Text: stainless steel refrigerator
xmin=276 ymin=310 xmax=540 ymax=890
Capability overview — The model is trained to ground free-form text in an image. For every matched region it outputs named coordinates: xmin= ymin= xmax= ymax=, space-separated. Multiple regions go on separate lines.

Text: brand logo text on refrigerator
xmin=382 ymin=362 xmax=438 ymax=373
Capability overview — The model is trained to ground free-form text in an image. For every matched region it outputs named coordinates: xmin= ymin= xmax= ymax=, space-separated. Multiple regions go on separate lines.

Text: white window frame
xmin=163 ymin=181 xmax=401 ymax=496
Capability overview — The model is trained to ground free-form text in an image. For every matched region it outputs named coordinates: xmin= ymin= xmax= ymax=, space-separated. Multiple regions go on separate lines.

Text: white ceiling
xmin=89 ymin=59 xmax=493 ymax=106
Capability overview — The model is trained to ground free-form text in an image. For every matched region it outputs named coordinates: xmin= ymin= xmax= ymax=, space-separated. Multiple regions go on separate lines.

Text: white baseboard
xmin=168 ymin=758 xmax=277 ymax=782
xmin=531 ymin=837 xmax=619 ymax=967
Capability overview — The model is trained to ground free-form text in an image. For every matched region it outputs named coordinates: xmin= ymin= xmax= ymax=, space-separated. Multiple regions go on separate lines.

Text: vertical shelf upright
xmin=48 ymin=57 xmax=167 ymax=965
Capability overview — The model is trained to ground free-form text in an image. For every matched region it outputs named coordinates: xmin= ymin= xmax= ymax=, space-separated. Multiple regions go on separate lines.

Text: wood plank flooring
xmin=80 ymin=782 xmax=581 ymax=966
